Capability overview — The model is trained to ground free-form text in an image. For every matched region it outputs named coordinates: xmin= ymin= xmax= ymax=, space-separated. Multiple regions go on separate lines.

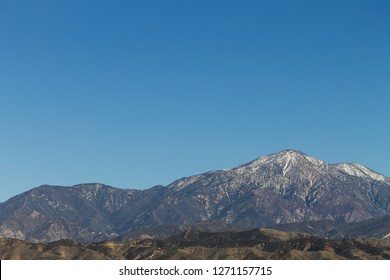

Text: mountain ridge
xmin=1 ymin=150 xmax=390 ymax=242
xmin=2 ymin=226 xmax=390 ymax=260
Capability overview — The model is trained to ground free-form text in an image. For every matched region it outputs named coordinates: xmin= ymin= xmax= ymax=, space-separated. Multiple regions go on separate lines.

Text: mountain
xmin=1 ymin=227 xmax=390 ymax=260
xmin=163 ymin=150 xmax=390 ymax=225
xmin=0 ymin=184 xmax=138 ymax=242
xmin=1 ymin=149 xmax=390 ymax=242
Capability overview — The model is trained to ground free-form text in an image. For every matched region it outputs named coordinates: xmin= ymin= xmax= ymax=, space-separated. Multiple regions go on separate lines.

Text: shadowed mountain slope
xmin=273 ymin=215 xmax=390 ymax=240
xmin=1 ymin=228 xmax=390 ymax=260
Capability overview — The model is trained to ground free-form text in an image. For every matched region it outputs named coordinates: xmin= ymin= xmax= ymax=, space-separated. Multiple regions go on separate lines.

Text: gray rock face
xmin=1 ymin=150 xmax=390 ymax=242
xmin=167 ymin=150 xmax=390 ymax=223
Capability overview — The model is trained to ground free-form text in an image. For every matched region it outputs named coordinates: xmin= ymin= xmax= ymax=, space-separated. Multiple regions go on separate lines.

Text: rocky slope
xmin=1 ymin=150 xmax=390 ymax=242
xmin=113 ymin=216 xmax=390 ymax=242
xmin=273 ymin=215 xmax=390 ymax=240
xmin=114 ymin=221 xmax=250 ymax=242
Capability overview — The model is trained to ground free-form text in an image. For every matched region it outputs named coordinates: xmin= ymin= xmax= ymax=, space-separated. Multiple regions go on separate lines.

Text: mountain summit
xmin=1 ymin=150 xmax=390 ymax=242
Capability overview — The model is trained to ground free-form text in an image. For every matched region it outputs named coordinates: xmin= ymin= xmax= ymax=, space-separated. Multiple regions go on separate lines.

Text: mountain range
xmin=1 ymin=149 xmax=390 ymax=243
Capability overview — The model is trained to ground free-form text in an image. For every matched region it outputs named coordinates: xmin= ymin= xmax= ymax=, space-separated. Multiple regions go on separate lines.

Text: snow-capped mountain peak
xmin=335 ymin=163 xmax=388 ymax=182
xmin=233 ymin=149 xmax=329 ymax=178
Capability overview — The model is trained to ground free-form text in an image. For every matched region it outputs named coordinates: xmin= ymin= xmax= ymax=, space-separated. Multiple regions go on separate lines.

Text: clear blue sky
xmin=1 ymin=0 xmax=389 ymax=202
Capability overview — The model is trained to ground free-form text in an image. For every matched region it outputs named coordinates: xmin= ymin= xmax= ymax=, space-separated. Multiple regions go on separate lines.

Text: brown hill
xmin=1 ymin=228 xmax=389 ymax=260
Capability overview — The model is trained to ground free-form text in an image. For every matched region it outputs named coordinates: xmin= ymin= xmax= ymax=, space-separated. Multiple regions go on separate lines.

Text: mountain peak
xmin=335 ymin=163 xmax=388 ymax=182
xmin=238 ymin=149 xmax=325 ymax=172
xmin=271 ymin=149 xmax=309 ymax=161
xmin=271 ymin=149 xmax=318 ymax=160
xmin=278 ymin=149 xmax=305 ymax=155
xmin=72 ymin=183 xmax=112 ymax=190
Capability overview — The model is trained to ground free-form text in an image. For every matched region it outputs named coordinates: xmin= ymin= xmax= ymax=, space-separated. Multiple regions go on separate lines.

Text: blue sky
xmin=0 ymin=0 xmax=389 ymax=202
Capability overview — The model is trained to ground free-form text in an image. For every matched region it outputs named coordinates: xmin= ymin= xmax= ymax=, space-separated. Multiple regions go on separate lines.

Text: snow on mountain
xmin=335 ymin=163 xmax=388 ymax=182
xmin=1 ymin=150 xmax=390 ymax=242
